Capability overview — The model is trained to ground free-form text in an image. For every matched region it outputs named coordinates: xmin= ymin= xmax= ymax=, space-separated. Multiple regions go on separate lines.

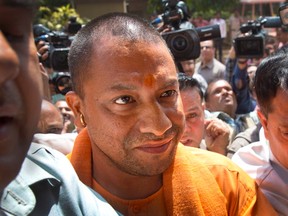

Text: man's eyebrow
xmin=110 ymin=84 xmax=137 ymax=91
xmin=164 ymin=79 xmax=178 ymax=87
xmin=109 ymin=79 xmax=178 ymax=91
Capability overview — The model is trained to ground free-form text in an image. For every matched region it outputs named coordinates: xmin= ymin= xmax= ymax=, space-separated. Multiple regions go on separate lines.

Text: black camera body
xmin=157 ymin=0 xmax=220 ymax=62
xmin=35 ymin=31 xmax=71 ymax=71
xmin=33 ymin=23 xmax=78 ymax=95
xmin=162 ymin=28 xmax=200 ymax=60
xmin=50 ymin=72 xmax=72 ymax=95
xmin=234 ymin=16 xmax=281 ymax=58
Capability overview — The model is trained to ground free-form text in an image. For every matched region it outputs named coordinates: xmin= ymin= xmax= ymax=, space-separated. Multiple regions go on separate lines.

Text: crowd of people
xmin=0 ymin=0 xmax=288 ymax=215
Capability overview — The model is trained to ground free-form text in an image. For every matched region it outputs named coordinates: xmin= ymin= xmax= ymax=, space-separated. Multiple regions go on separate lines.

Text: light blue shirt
xmin=1 ymin=143 xmax=120 ymax=216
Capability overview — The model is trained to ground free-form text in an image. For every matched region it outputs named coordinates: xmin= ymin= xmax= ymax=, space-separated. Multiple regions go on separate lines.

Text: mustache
xmin=124 ymin=125 xmax=182 ymax=144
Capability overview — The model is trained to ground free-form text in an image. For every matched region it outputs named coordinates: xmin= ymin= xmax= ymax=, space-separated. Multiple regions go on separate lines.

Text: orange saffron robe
xmin=68 ymin=128 xmax=277 ymax=216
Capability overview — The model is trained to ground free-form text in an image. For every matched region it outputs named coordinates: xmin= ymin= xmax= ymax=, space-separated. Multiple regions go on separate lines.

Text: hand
xmin=61 ymin=111 xmax=75 ymax=133
xmin=228 ymin=46 xmax=236 ymax=59
xmin=62 ymin=119 xmax=76 ymax=134
xmin=204 ymin=118 xmax=231 ymax=155
xmin=156 ymin=24 xmax=172 ymax=35
xmin=36 ymin=40 xmax=49 ymax=62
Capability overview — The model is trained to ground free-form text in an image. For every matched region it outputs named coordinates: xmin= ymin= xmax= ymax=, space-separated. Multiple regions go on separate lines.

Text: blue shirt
xmin=0 ymin=143 xmax=120 ymax=216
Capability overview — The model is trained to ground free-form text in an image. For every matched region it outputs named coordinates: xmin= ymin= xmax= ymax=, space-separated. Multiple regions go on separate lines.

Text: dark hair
xmin=254 ymin=50 xmax=288 ymax=116
xmin=69 ymin=12 xmax=169 ymax=98
xmin=178 ymin=74 xmax=204 ymax=101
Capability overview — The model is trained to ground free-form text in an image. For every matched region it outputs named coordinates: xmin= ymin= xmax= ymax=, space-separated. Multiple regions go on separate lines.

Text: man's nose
xmin=0 ymin=32 xmax=20 ymax=86
xmin=221 ymin=88 xmax=229 ymax=95
xmin=139 ymin=103 xmax=172 ymax=136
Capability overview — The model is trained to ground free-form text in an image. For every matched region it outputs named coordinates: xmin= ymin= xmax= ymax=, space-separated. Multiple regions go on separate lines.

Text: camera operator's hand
xmin=227 ymin=46 xmax=236 ymax=60
xmin=36 ymin=40 xmax=49 ymax=62
xmin=156 ymin=24 xmax=172 ymax=35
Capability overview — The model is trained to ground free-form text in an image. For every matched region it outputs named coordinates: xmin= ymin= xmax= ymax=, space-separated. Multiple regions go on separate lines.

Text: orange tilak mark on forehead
xmin=143 ymin=74 xmax=155 ymax=87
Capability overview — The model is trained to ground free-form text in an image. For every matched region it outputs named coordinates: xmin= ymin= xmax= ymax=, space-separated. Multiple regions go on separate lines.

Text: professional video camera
xmin=234 ymin=16 xmax=282 ymax=58
xmin=50 ymin=72 xmax=72 ymax=95
xmin=34 ymin=24 xmax=72 ymax=72
xmin=34 ymin=18 xmax=81 ymax=95
xmin=152 ymin=0 xmax=221 ymax=62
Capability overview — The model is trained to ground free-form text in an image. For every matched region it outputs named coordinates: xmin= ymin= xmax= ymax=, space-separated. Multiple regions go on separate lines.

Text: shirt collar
xmin=200 ymin=60 xmax=213 ymax=69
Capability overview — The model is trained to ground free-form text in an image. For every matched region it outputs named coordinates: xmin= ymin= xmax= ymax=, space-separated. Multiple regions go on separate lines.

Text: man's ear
xmin=65 ymin=91 xmax=84 ymax=131
xmin=257 ymin=109 xmax=269 ymax=139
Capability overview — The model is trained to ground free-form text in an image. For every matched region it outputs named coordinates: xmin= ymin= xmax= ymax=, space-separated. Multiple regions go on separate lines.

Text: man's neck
xmin=201 ymin=59 xmax=213 ymax=67
xmin=92 ymin=146 xmax=163 ymax=200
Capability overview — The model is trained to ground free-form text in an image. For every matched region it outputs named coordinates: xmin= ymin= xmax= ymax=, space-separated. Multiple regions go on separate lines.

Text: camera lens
xmin=172 ymin=35 xmax=188 ymax=52
xmin=51 ymin=72 xmax=72 ymax=95
xmin=56 ymin=76 xmax=72 ymax=95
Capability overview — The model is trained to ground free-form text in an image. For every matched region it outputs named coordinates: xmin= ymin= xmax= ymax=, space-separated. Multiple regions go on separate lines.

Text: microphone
xmin=263 ymin=17 xmax=282 ymax=28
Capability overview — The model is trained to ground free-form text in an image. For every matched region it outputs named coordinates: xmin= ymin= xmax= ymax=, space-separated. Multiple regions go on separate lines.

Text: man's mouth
xmin=0 ymin=116 xmax=15 ymax=143
xmin=0 ymin=103 xmax=19 ymax=141
xmin=137 ymin=139 xmax=173 ymax=154
xmin=0 ymin=116 xmax=13 ymax=125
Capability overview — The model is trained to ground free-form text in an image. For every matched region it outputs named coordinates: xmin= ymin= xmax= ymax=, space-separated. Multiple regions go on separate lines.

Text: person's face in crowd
xmin=37 ymin=100 xmax=64 ymax=134
xmin=258 ymin=89 xmax=288 ymax=169
xmin=247 ymin=65 xmax=257 ymax=82
xmin=200 ymin=40 xmax=215 ymax=63
xmin=205 ymin=80 xmax=237 ymax=118
xmin=68 ymin=38 xmax=185 ymax=176
xmin=180 ymin=88 xmax=205 ymax=147
xmin=55 ymin=100 xmax=75 ymax=124
xmin=180 ymin=59 xmax=195 ymax=77
xmin=276 ymin=28 xmax=288 ymax=45
xmin=0 ymin=1 xmax=42 ymax=191
xmin=265 ymin=44 xmax=276 ymax=56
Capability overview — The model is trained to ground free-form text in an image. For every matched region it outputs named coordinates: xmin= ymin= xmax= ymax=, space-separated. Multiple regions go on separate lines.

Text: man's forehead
xmin=0 ymin=0 xmax=36 ymax=7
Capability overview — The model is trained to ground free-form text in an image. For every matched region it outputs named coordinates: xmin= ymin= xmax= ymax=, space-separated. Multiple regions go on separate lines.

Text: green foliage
xmin=35 ymin=4 xmax=90 ymax=32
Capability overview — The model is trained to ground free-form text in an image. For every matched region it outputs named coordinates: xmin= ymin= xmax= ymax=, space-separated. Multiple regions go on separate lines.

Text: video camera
xmin=234 ymin=16 xmax=282 ymax=58
xmin=33 ymin=18 xmax=82 ymax=95
xmin=50 ymin=72 xmax=72 ymax=95
xmin=34 ymin=24 xmax=72 ymax=72
xmin=153 ymin=0 xmax=221 ymax=62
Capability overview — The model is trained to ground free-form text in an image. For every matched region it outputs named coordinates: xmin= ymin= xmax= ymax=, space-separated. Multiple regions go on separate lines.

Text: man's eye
xmin=186 ymin=113 xmax=197 ymax=119
xmin=47 ymin=128 xmax=63 ymax=134
xmin=281 ymin=130 xmax=288 ymax=137
xmin=115 ymin=96 xmax=135 ymax=105
xmin=161 ymin=90 xmax=177 ymax=98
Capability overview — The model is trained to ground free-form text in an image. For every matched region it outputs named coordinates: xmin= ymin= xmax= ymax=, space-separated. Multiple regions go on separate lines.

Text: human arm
xmin=39 ymin=63 xmax=51 ymax=101
xmin=225 ymin=46 xmax=237 ymax=83
xmin=204 ymin=118 xmax=230 ymax=155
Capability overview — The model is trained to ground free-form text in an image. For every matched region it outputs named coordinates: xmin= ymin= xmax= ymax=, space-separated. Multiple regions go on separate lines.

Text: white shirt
xmin=210 ymin=18 xmax=227 ymax=38
xmin=232 ymin=128 xmax=288 ymax=216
